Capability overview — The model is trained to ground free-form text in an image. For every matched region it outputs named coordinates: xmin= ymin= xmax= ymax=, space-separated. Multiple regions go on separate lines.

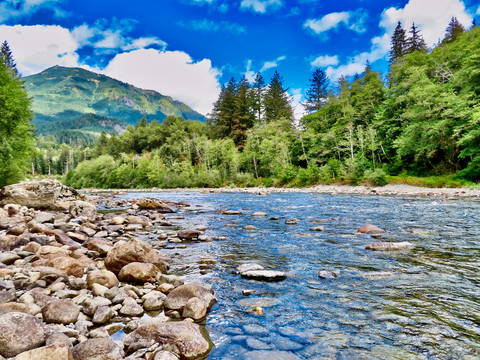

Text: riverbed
xmin=120 ymin=191 xmax=480 ymax=359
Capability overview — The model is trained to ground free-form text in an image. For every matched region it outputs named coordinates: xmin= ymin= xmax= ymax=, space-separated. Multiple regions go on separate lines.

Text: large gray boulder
xmin=41 ymin=299 xmax=80 ymax=324
xmin=14 ymin=344 xmax=73 ymax=360
xmin=72 ymin=338 xmax=124 ymax=360
xmin=124 ymin=321 xmax=213 ymax=359
xmin=118 ymin=262 xmax=159 ymax=283
xmin=0 ymin=180 xmax=79 ymax=211
xmin=0 ymin=312 xmax=47 ymax=358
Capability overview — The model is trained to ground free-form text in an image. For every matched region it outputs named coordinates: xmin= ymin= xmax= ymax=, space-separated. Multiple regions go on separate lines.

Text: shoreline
xmin=81 ymin=184 xmax=480 ymax=199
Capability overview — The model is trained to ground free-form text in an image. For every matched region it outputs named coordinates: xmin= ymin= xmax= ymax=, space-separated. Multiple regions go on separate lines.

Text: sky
xmin=0 ymin=0 xmax=479 ymax=117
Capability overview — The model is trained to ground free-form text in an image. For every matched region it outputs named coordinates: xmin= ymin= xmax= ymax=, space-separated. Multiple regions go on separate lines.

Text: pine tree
xmin=210 ymin=78 xmax=238 ymax=138
xmin=251 ymin=72 xmax=265 ymax=122
xmin=389 ymin=21 xmax=407 ymax=64
xmin=0 ymin=61 xmax=35 ymax=186
xmin=304 ymin=68 xmax=329 ymax=113
xmin=0 ymin=41 xmax=19 ymax=76
xmin=405 ymin=23 xmax=428 ymax=54
xmin=264 ymin=70 xmax=294 ymax=122
xmin=443 ymin=17 xmax=465 ymax=43
xmin=232 ymin=76 xmax=255 ymax=146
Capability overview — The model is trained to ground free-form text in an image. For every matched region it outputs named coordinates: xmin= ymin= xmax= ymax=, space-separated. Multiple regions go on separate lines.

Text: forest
xmin=1 ymin=19 xmax=479 ymax=189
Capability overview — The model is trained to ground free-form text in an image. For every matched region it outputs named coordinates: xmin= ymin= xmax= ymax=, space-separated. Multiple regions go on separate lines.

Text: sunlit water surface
xmin=120 ymin=192 xmax=480 ymax=359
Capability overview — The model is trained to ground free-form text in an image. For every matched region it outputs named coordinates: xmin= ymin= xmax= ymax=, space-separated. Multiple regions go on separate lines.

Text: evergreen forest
xmin=1 ymin=19 xmax=480 ymax=189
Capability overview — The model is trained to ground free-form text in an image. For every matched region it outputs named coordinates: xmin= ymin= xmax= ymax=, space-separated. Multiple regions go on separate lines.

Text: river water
xmin=121 ymin=191 xmax=480 ymax=359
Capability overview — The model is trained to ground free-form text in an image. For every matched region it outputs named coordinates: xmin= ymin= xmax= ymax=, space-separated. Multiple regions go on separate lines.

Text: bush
xmin=364 ymin=168 xmax=388 ymax=186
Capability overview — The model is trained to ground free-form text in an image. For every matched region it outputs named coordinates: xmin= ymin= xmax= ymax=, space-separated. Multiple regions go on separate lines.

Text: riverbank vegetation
xmin=2 ymin=20 xmax=480 ymax=189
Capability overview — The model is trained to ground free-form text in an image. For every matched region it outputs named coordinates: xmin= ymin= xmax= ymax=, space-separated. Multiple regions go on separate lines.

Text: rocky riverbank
xmin=0 ymin=181 xmax=219 ymax=360
xmin=83 ymin=184 xmax=480 ymax=199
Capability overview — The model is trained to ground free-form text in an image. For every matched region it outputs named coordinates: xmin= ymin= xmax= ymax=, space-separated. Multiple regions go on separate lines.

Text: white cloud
xmin=240 ymin=0 xmax=283 ymax=14
xmin=102 ymin=49 xmax=221 ymax=115
xmin=310 ymin=55 xmax=339 ymax=68
xmin=0 ymin=24 xmax=80 ymax=75
xmin=304 ymin=9 xmax=368 ymax=39
xmin=380 ymin=0 xmax=472 ymax=47
xmin=178 ymin=19 xmax=246 ymax=33
xmin=0 ymin=0 xmax=65 ymax=22
xmin=244 ymin=59 xmax=256 ymax=82
xmin=260 ymin=55 xmax=286 ymax=72
xmin=477 ymin=6 xmax=480 ymax=15
xmin=290 ymin=88 xmax=306 ymax=122
xmin=323 ymin=0 xmax=473 ymax=81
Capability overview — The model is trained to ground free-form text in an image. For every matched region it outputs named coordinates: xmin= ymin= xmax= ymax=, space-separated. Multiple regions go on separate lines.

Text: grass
xmin=386 ymin=174 xmax=474 ymax=188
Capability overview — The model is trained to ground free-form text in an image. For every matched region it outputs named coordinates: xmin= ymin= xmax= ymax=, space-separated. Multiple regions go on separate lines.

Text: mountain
xmin=24 ymin=66 xmax=206 ymax=144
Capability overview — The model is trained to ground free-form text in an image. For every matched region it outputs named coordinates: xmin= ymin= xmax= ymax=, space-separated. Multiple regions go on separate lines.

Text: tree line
xmin=1 ymin=17 xmax=480 ymax=189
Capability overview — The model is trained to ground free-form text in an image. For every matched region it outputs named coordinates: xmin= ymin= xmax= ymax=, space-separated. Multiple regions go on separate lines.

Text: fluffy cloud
xmin=290 ymin=88 xmax=306 ymax=122
xmin=310 ymin=55 xmax=339 ymax=68
xmin=322 ymin=0 xmax=473 ymax=80
xmin=240 ymin=0 xmax=283 ymax=14
xmin=0 ymin=0 xmax=66 ymax=23
xmin=102 ymin=49 xmax=221 ymax=115
xmin=260 ymin=55 xmax=286 ymax=72
xmin=178 ymin=19 xmax=246 ymax=34
xmin=244 ymin=59 xmax=256 ymax=82
xmin=0 ymin=24 xmax=80 ymax=75
xmin=304 ymin=9 xmax=368 ymax=39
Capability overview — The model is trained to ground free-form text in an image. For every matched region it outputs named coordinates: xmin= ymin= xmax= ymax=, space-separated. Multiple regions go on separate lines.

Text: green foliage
xmin=0 ymin=61 xmax=35 ymax=186
xmin=364 ymin=168 xmax=388 ymax=186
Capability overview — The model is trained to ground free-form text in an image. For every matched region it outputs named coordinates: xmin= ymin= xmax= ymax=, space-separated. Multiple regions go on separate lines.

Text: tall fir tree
xmin=389 ymin=21 xmax=407 ymax=64
xmin=405 ymin=23 xmax=428 ymax=54
xmin=0 ymin=41 xmax=19 ymax=76
xmin=443 ymin=17 xmax=465 ymax=43
xmin=210 ymin=78 xmax=238 ymax=138
xmin=304 ymin=68 xmax=330 ymax=113
xmin=264 ymin=70 xmax=293 ymax=122
xmin=0 ymin=61 xmax=35 ymax=186
xmin=251 ymin=72 xmax=265 ymax=123
xmin=232 ymin=76 xmax=255 ymax=146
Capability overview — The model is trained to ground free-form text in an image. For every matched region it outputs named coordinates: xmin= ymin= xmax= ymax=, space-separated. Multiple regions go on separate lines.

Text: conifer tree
xmin=389 ymin=21 xmax=407 ymax=64
xmin=251 ymin=72 xmax=265 ymax=122
xmin=210 ymin=78 xmax=238 ymax=138
xmin=0 ymin=41 xmax=18 ymax=76
xmin=304 ymin=68 xmax=329 ymax=113
xmin=264 ymin=70 xmax=293 ymax=122
xmin=405 ymin=23 xmax=428 ymax=54
xmin=443 ymin=17 xmax=465 ymax=43
xmin=232 ymin=76 xmax=255 ymax=146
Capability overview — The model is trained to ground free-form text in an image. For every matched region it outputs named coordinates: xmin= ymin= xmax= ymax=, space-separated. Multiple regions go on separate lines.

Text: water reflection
xmin=121 ymin=192 xmax=480 ymax=359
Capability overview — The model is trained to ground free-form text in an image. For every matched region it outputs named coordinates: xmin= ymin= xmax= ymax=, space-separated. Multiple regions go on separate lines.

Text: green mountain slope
xmin=24 ymin=66 xmax=206 ymax=144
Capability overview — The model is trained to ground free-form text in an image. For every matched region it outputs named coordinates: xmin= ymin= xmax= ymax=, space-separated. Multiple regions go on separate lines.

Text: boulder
xmin=0 ymin=234 xmax=29 ymax=251
xmin=119 ymin=297 xmax=144 ymax=317
xmin=182 ymin=297 xmax=207 ymax=320
xmin=41 ymin=299 xmax=79 ymax=324
xmin=154 ymin=351 xmax=179 ymax=360
xmin=104 ymin=238 xmax=168 ymax=274
xmin=0 ymin=311 xmax=47 ymax=358
xmin=92 ymin=305 xmax=114 ymax=325
xmin=86 ymin=239 xmax=114 ymax=255
xmin=87 ymin=270 xmax=119 ymax=289
xmin=241 ymin=270 xmax=287 ymax=282
xmin=143 ymin=291 xmax=166 ymax=311
xmin=33 ymin=212 xmax=55 ymax=224
xmin=0 ymin=181 xmax=79 ymax=211
xmin=124 ymin=321 xmax=213 ymax=359
xmin=109 ymin=216 xmax=125 ymax=225
xmin=177 ymin=230 xmax=202 ymax=240
xmin=69 ymin=201 xmax=97 ymax=222
xmin=164 ymin=283 xmax=216 ymax=312
xmin=136 ymin=198 xmax=177 ymax=213
xmin=237 ymin=263 xmax=264 ymax=274
xmin=357 ymin=224 xmax=385 ymax=234
xmin=14 ymin=344 xmax=73 ymax=360
xmin=45 ymin=332 xmax=71 ymax=347
xmin=118 ymin=262 xmax=159 ymax=283
xmin=72 ymin=338 xmax=124 ymax=360
xmin=47 ymin=256 xmax=85 ymax=278
xmin=251 ymin=212 xmax=267 ymax=216
xmin=82 ymin=297 xmax=112 ymax=317
xmin=365 ymin=241 xmax=414 ymax=251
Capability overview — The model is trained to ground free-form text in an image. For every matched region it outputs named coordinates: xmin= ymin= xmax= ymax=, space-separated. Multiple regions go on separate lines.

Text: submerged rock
xmin=365 ymin=241 xmax=414 ymax=251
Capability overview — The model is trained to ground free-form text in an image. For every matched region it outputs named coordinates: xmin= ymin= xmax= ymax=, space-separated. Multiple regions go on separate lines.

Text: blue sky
xmin=0 ymin=0 xmax=479 ymax=116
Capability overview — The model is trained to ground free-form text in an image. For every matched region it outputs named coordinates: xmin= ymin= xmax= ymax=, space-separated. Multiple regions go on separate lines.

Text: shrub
xmin=364 ymin=168 xmax=389 ymax=186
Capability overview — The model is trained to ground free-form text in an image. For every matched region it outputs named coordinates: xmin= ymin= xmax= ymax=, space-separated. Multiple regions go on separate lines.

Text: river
xmin=120 ymin=191 xmax=480 ymax=359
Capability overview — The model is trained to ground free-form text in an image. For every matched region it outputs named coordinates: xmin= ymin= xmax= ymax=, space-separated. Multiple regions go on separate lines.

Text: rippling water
xmin=121 ymin=191 xmax=480 ymax=359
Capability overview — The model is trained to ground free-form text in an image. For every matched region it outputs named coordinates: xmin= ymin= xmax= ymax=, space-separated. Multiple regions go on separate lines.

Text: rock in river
xmin=358 ymin=224 xmax=385 ymax=234
xmin=164 ymin=283 xmax=216 ymax=312
xmin=365 ymin=241 xmax=414 ymax=251
xmin=124 ymin=320 xmax=213 ymax=359
xmin=241 ymin=270 xmax=287 ymax=282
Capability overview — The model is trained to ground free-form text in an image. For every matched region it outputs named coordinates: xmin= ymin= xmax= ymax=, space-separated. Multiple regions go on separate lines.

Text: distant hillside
xmin=24 ymin=66 xmax=206 ymax=144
